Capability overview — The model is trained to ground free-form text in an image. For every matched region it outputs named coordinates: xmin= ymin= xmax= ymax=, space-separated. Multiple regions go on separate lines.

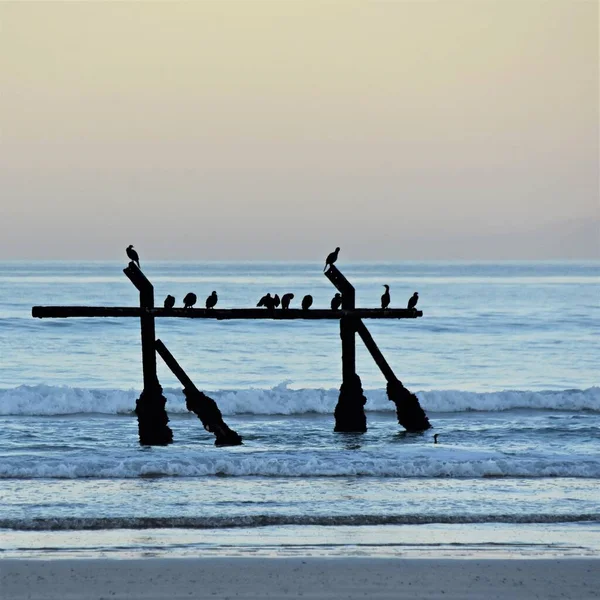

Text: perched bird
xmin=205 ymin=291 xmax=218 ymax=309
xmin=281 ymin=293 xmax=294 ymax=310
xmin=323 ymin=247 xmax=340 ymax=272
xmin=433 ymin=433 xmax=439 ymax=445
xmin=381 ymin=285 xmax=391 ymax=309
xmin=257 ymin=293 xmax=275 ymax=309
xmin=407 ymin=292 xmax=419 ymax=310
xmin=331 ymin=293 xmax=342 ymax=310
xmin=273 ymin=294 xmax=281 ymax=308
xmin=302 ymin=294 xmax=313 ymax=310
xmin=164 ymin=295 xmax=175 ymax=309
xmin=183 ymin=292 xmax=197 ymax=309
xmin=126 ymin=245 xmax=140 ymax=267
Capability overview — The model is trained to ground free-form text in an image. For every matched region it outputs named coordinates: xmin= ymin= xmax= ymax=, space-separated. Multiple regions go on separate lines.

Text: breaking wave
xmin=1 ymin=446 xmax=599 ymax=479
xmin=0 ymin=384 xmax=598 ymax=416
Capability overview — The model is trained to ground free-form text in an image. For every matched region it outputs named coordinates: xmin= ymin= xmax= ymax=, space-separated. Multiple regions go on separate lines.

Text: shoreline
xmin=2 ymin=557 xmax=599 ymax=599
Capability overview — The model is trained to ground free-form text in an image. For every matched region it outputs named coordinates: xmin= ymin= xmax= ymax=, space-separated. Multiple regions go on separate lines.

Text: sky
xmin=1 ymin=1 xmax=598 ymax=261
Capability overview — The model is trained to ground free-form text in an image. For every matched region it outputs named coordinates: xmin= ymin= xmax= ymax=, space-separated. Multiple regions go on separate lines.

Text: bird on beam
xmin=164 ymin=295 xmax=175 ymax=309
xmin=331 ymin=293 xmax=342 ymax=310
xmin=257 ymin=293 xmax=275 ymax=310
xmin=407 ymin=292 xmax=419 ymax=310
xmin=205 ymin=291 xmax=218 ymax=309
xmin=302 ymin=295 xmax=313 ymax=310
xmin=273 ymin=294 xmax=281 ymax=308
xmin=381 ymin=285 xmax=391 ymax=309
xmin=323 ymin=247 xmax=340 ymax=272
xmin=281 ymin=293 xmax=294 ymax=310
xmin=183 ymin=293 xmax=197 ymax=309
xmin=126 ymin=245 xmax=140 ymax=268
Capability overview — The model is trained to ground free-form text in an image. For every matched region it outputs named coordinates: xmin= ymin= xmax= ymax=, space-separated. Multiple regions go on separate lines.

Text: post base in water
xmin=184 ymin=388 xmax=243 ymax=446
xmin=135 ymin=385 xmax=174 ymax=445
xmin=334 ymin=374 xmax=367 ymax=433
xmin=387 ymin=379 xmax=431 ymax=432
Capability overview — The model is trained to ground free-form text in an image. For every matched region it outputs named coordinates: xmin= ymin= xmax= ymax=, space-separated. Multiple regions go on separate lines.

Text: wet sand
xmin=1 ymin=557 xmax=599 ymax=599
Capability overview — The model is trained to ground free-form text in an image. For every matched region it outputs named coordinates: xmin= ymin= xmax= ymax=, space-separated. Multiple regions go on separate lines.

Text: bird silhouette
xmin=323 ymin=247 xmax=340 ymax=272
xmin=164 ymin=295 xmax=175 ymax=309
xmin=183 ymin=293 xmax=197 ymax=309
xmin=302 ymin=294 xmax=313 ymax=310
xmin=206 ymin=291 xmax=218 ymax=309
xmin=331 ymin=293 xmax=342 ymax=310
xmin=381 ymin=285 xmax=391 ymax=309
xmin=126 ymin=245 xmax=140 ymax=267
xmin=273 ymin=294 xmax=281 ymax=308
xmin=407 ymin=292 xmax=419 ymax=310
xmin=281 ymin=293 xmax=294 ymax=310
xmin=433 ymin=433 xmax=439 ymax=444
xmin=257 ymin=293 xmax=275 ymax=309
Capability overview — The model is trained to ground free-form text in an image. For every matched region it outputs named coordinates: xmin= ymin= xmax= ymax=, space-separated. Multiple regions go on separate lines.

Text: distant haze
xmin=1 ymin=1 xmax=598 ymax=260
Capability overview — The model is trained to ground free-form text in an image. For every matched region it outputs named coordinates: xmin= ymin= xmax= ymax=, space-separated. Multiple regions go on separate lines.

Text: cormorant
xmin=381 ymin=285 xmax=391 ymax=309
xmin=183 ymin=292 xmax=197 ymax=309
xmin=281 ymin=293 xmax=294 ymax=310
xmin=257 ymin=293 xmax=275 ymax=309
xmin=407 ymin=292 xmax=419 ymax=310
xmin=273 ymin=294 xmax=281 ymax=308
xmin=433 ymin=433 xmax=439 ymax=445
xmin=126 ymin=245 xmax=140 ymax=267
xmin=302 ymin=294 xmax=313 ymax=310
xmin=206 ymin=291 xmax=218 ymax=309
xmin=164 ymin=295 xmax=175 ymax=309
xmin=323 ymin=247 xmax=340 ymax=272
xmin=331 ymin=293 xmax=342 ymax=310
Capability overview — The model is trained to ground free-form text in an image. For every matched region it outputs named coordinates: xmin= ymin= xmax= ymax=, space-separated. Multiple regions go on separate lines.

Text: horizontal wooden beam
xmin=32 ymin=306 xmax=423 ymax=320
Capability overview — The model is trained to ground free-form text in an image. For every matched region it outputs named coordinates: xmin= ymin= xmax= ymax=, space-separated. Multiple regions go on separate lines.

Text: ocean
xmin=1 ymin=260 xmax=599 ymax=559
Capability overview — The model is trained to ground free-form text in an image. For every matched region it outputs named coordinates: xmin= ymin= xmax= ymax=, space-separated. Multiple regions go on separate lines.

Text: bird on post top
xmin=324 ymin=247 xmax=340 ymax=272
xmin=126 ymin=245 xmax=140 ymax=268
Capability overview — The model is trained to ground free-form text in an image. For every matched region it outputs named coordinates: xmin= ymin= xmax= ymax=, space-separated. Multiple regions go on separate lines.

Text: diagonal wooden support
xmin=355 ymin=319 xmax=431 ymax=432
xmin=155 ymin=339 xmax=242 ymax=446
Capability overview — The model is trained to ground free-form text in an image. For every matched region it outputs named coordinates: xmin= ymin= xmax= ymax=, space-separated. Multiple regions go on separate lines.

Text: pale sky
xmin=1 ymin=1 xmax=598 ymax=260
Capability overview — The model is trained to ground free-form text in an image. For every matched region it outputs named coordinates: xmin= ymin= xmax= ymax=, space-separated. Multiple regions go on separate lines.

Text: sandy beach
xmin=1 ymin=557 xmax=599 ymax=600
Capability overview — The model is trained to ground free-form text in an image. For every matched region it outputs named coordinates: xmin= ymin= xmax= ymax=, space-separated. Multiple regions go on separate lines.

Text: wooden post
xmin=155 ymin=339 xmax=242 ymax=446
xmin=325 ymin=265 xmax=367 ymax=432
xmin=123 ymin=262 xmax=173 ymax=446
xmin=355 ymin=319 xmax=431 ymax=432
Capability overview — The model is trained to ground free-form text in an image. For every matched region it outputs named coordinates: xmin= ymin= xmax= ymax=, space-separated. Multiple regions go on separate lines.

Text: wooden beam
xmin=32 ymin=307 xmax=423 ymax=320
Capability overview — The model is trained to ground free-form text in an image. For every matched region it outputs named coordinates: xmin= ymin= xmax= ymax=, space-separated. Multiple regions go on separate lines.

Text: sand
xmin=1 ymin=557 xmax=599 ymax=599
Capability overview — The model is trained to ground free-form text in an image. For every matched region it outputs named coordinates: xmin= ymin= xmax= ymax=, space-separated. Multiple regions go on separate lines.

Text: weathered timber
xmin=325 ymin=267 xmax=367 ymax=432
xmin=155 ymin=339 xmax=242 ymax=446
xmin=32 ymin=307 xmax=422 ymax=320
xmin=123 ymin=262 xmax=173 ymax=446
xmin=355 ymin=319 xmax=431 ymax=432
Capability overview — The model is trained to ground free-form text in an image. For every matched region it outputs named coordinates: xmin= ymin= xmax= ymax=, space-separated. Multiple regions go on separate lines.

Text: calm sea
xmin=0 ymin=260 xmax=598 ymax=558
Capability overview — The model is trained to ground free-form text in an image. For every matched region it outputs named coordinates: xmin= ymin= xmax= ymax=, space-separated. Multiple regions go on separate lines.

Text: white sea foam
xmin=0 ymin=446 xmax=599 ymax=479
xmin=0 ymin=384 xmax=598 ymax=416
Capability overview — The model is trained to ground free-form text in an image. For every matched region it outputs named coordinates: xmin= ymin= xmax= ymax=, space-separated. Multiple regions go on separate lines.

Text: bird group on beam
xmin=127 ymin=245 xmax=420 ymax=312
